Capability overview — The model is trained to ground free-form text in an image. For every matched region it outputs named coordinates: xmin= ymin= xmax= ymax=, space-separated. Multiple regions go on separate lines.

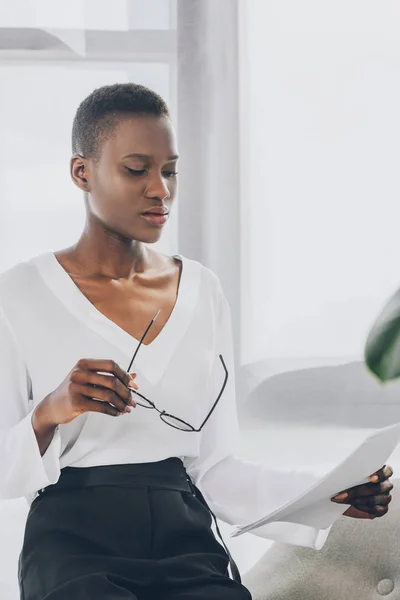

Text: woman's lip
xmin=141 ymin=213 xmax=169 ymax=226
xmin=142 ymin=211 xmax=169 ymax=216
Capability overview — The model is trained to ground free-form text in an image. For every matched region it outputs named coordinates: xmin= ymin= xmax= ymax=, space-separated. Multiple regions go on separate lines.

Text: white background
xmin=2 ymin=1 xmax=400 ymax=595
xmin=240 ymin=0 xmax=400 ymax=366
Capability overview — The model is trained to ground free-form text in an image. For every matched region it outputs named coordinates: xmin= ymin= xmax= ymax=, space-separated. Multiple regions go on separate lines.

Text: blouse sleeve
xmin=0 ymin=305 xmax=61 ymax=501
xmin=184 ymin=287 xmax=345 ymax=550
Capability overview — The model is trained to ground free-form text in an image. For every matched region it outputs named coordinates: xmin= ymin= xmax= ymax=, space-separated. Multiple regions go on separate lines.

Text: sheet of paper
xmin=231 ymin=421 xmax=400 ymax=537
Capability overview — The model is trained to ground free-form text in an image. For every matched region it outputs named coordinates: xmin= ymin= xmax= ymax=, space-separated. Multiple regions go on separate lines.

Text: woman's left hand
xmin=331 ymin=465 xmax=394 ymax=519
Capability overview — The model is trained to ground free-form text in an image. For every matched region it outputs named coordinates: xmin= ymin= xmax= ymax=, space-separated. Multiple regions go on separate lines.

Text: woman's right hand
xmin=34 ymin=358 xmax=138 ymax=429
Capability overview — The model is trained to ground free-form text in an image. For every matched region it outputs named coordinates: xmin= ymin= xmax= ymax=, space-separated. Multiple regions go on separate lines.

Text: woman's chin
xmin=127 ymin=229 xmax=164 ymax=245
xmin=109 ymin=223 xmax=164 ymax=245
xmin=143 ymin=235 xmax=163 ymax=245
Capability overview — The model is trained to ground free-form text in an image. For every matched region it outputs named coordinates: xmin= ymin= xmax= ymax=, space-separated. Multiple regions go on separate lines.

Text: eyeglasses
xmin=126 ymin=311 xmax=228 ymax=432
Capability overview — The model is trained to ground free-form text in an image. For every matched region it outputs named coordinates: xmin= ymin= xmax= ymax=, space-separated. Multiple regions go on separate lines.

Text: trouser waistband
xmin=39 ymin=458 xmax=190 ymax=495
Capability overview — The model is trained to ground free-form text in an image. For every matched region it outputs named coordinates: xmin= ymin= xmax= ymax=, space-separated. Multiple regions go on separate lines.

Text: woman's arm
xmin=0 ymin=305 xmax=61 ymax=500
xmin=184 ymin=285 xmax=339 ymax=550
xmin=185 ymin=283 xmax=393 ymax=548
xmin=32 ymin=398 xmax=59 ymax=456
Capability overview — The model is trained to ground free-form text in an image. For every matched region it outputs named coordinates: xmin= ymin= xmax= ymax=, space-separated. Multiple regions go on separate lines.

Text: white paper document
xmin=231 ymin=421 xmax=400 ymax=537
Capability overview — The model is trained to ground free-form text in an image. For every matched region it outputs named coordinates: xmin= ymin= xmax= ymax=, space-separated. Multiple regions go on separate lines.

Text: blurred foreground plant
xmin=365 ymin=287 xmax=400 ymax=382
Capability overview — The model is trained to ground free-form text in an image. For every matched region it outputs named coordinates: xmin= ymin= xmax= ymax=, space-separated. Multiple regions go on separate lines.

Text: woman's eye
xmin=163 ymin=171 xmax=178 ymax=178
xmin=126 ymin=167 xmax=147 ymax=176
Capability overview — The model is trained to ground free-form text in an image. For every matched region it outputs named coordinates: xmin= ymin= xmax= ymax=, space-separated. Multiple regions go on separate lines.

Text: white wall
xmin=0 ymin=0 xmax=171 ymax=30
xmin=240 ymin=0 xmax=400 ymax=367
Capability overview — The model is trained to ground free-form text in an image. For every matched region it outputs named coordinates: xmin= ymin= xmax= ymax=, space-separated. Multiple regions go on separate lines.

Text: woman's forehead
xmin=101 ymin=115 xmax=178 ymax=160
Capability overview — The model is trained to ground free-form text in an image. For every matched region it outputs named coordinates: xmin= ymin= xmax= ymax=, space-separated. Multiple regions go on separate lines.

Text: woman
xmin=0 ymin=83 xmax=393 ymax=600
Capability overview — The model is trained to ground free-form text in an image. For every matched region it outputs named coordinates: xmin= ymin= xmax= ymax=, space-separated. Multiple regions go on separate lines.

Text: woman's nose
xmin=145 ymin=174 xmax=171 ymax=200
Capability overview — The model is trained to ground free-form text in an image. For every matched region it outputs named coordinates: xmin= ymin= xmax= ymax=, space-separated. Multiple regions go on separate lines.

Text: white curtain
xmin=176 ymin=0 xmax=241 ymax=355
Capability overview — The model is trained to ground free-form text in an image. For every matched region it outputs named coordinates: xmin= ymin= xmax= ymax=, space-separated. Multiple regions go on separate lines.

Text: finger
xmin=72 ymin=369 xmax=133 ymax=406
xmin=344 ymin=506 xmax=373 ymax=519
xmin=370 ymin=465 xmax=394 ymax=483
xmin=127 ymin=375 xmax=139 ymax=392
xmin=334 ymin=480 xmax=393 ymax=501
xmin=127 ymin=372 xmax=139 ymax=391
xmin=351 ymin=504 xmax=389 ymax=518
xmin=71 ymin=382 xmax=130 ymax=414
xmin=351 ymin=494 xmax=392 ymax=508
xmin=77 ymin=359 xmax=132 ymax=388
xmin=81 ymin=397 xmax=121 ymax=417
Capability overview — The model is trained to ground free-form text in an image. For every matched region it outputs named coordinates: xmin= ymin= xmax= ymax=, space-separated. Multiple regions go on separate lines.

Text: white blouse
xmin=0 ymin=252 xmax=343 ymax=549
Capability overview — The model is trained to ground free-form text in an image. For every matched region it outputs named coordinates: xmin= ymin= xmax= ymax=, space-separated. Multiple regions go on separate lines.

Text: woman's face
xmin=73 ymin=114 xmax=179 ymax=244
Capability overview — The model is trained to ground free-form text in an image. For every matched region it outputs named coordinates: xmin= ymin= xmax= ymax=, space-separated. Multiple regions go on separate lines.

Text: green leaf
xmin=365 ymin=287 xmax=400 ymax=382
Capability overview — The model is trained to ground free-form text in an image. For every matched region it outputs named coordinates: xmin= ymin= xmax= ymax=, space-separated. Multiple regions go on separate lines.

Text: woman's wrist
xmin=32 ymin=395 xmax=58 ymax=434
xmin=32 ymin=397 xmax=59 ymax=457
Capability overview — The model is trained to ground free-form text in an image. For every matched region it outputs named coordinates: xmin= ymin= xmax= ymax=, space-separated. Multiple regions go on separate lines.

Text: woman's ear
xmin=70 ymin=155 xmax=90 ymax=192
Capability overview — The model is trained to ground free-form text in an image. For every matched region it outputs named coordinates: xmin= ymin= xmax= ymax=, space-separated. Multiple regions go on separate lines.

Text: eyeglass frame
xmin=126 ymin=311 xmax=228 ymax=432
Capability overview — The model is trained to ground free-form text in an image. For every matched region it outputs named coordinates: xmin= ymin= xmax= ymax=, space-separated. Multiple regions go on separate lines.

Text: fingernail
xmin=370 ymin=475 xmax=379 ymax=482
xmin=126 ymin=406 xmax=131 ymax=413
xmin=130 ymin=373 xmax=137 ymax=379
xmin=332 ymin=492 xmax=348 ymax=501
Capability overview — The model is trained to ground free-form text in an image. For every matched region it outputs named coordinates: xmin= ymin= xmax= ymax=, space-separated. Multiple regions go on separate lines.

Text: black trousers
xmin=18 ymin=458 xmax=252 ymax=600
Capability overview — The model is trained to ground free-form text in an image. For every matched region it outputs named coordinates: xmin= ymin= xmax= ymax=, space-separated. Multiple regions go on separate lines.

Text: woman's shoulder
xmin=177 ymin=253 xmax=223 ymax=292
xmin=174 ymin=254 xmax=228 ymax=320
xmin=0 ymin=252 xmax=48 ymax=310
xmin=133 ymin=249 xmax=223 ymax=295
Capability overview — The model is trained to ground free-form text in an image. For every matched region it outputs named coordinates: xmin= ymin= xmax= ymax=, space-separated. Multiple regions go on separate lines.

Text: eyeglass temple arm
xmin=127 ymin=310 xmax=161 ymax=373
xmin=197 ymin=355 xmax=228 ymax=431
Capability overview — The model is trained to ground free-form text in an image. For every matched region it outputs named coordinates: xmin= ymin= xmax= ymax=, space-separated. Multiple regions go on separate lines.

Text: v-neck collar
xmin=32 ymin=251 xmax=201 ymax=385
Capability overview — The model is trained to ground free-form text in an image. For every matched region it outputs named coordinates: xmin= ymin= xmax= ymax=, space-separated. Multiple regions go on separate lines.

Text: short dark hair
xmin=72 ymin=82 xmax=170 ymax=161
